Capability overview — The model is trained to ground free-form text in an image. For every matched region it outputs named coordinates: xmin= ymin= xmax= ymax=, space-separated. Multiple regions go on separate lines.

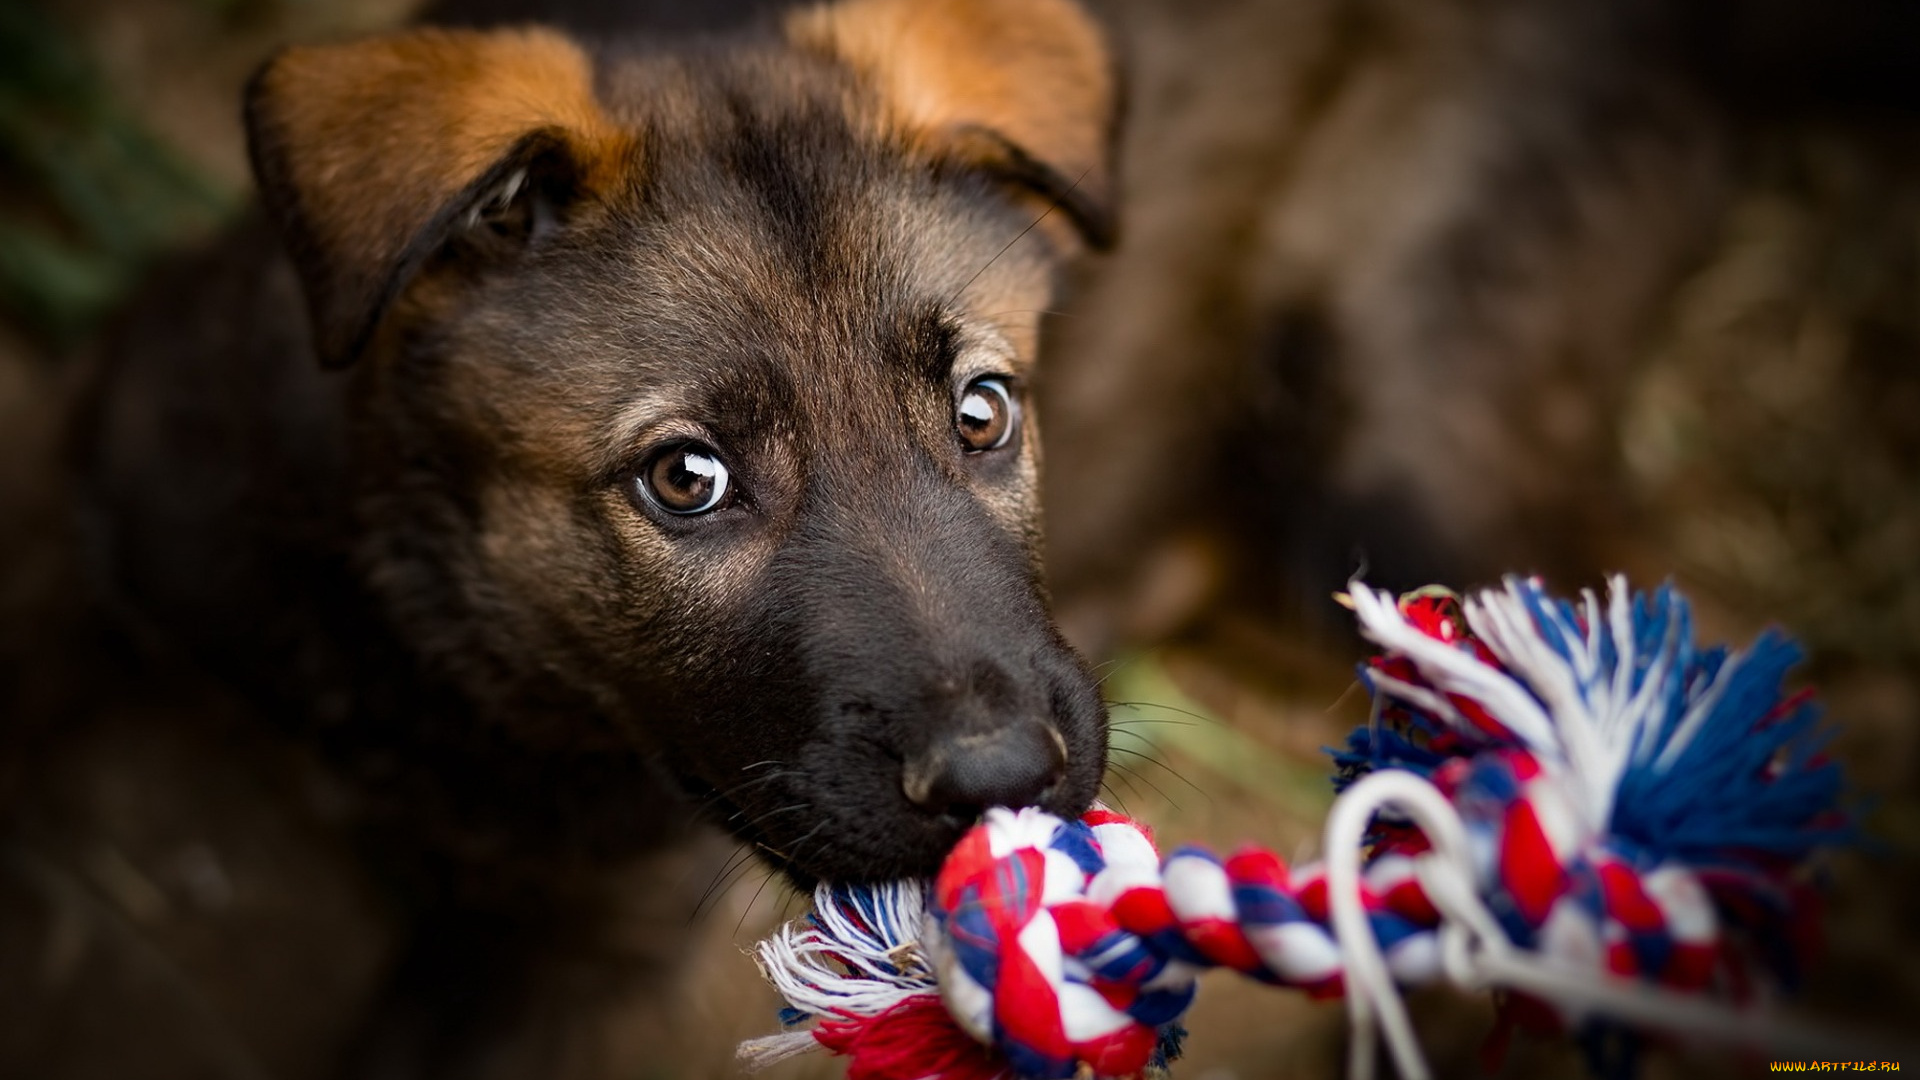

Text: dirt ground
xmin=2 ymin=1 xmax=1915 ymax=1078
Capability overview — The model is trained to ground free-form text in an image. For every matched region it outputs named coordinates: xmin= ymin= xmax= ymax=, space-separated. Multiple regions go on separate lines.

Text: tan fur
xmin=787 ymin=0 xmax=1114 ymax=229
xmin=249 ymin=28 xmax=634 ymax=362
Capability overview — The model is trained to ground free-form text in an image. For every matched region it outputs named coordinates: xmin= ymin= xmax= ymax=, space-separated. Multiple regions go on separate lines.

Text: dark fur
xmin=18 ymin=5 xmax=1115 ymax=1076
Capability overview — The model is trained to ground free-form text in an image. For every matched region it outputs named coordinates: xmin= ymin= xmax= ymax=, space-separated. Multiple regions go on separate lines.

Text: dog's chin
xmin=759 ymin=817 xmax=967 ymax=891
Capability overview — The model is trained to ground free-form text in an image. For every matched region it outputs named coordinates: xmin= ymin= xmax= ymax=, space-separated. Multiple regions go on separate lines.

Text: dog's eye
xmin=957 ymin=377 xmax=1016 ymax=453
xmin=637 ymin=442 xmax=731 ymax=515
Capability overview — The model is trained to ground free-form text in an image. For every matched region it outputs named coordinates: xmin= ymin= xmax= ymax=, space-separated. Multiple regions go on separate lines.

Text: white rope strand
xmin=1324 ymin=770 xmax=1476 ymax=1080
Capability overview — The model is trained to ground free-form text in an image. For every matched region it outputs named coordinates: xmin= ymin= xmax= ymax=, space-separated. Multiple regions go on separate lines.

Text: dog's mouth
xmin=692 ymin=700 xmax=1108 ymax=888
xmin=721 ymin=789 xmax=1098 ymax=890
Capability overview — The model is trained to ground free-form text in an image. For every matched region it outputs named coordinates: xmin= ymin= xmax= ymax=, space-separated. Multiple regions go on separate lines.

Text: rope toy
xmin=740 ymin=577 xmax=1871 ymax=1079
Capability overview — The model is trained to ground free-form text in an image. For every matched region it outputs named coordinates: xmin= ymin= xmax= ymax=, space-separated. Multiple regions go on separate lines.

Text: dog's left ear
xmin=789 ymin=0 xmax=1119 ymax=250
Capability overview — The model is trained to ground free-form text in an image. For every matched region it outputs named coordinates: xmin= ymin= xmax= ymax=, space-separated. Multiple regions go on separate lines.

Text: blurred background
xmin=1 ymin=0 xmax=1916 ymax=1076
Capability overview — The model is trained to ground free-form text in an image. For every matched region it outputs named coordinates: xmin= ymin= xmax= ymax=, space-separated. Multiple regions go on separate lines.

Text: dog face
xmin=243 ymin=0 xmax=1116 ymax=882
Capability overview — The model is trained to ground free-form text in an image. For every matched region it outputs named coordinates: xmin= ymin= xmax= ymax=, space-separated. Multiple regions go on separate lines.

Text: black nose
xmin=902 ymin=720 xmax=1068 ymax=817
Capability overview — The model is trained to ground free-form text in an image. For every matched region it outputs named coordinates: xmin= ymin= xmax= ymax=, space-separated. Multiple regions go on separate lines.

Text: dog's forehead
xmin=605 ymin=49 xmax=1049 ymax=360
xmin=465 ymin=51 xmax=1055 ymax=471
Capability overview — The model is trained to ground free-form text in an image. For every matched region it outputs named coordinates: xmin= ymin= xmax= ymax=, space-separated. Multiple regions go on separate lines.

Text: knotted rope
xmin=742 ymin=577 xmax=1882 ymax=1080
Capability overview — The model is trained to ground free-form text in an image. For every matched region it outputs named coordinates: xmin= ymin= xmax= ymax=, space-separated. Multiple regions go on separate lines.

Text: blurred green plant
xmin=0 ymin=1 xmax=235 ymax=348
xmin=1103 ymin=653 xmax=1337 ymax=824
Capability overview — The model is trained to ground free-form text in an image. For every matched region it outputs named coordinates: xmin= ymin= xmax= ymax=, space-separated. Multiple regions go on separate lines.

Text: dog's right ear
xmin=245 ymin=28 xmax=631 ymax=368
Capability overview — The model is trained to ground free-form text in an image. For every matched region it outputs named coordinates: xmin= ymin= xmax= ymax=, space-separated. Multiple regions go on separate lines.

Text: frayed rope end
xmin=737 ymin=1029 xmax=822 ymax=1072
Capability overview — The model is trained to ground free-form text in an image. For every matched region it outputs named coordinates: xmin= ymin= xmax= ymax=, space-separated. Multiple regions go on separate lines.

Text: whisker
xmin=735 ymin=866 xmax=784 ymax=939
xmin=696 ymin=769 xmax=799 ymax=822
xmin=690 ymin=845 xmax=759 ymax=924
xmin=725 ymin=769 xmax=798 ymax=797
xmin=1106 ymin=729 xmax=1165 ymax=752
xmin=725 ymin=795 xmax=809 ymax=826
xmin=1103 ymin=761 xmax=1150 ymax=804
xmin=707 ymin=855 xmax=764 ymax=921
xmin=1108 ymin=744 xmax=1210 ymax=803
xmin=767 ymin=822 xmax=830 ymax=881
xmin=1107 ymin=727 xmax=1191 ymax=752
xmin=698 ymin=845 xmax=758 ymax=907
xmin=1106 ymin=716 xmax=1197 ymax=730
xmin=1087 ymin=657 xmax=1132 ymax=690
xmin=977 ymin=308 xmax=1078 ymax=321
xmin=1107 ymin=758 xmax=1180 ymax=811
xmin=741 ymin=802 xmax=811 ymax=824
xmin=944 ymin=164 xmax=1094 ymax=309
xmin=1104 ymin=699 xmax=1219 ymax=725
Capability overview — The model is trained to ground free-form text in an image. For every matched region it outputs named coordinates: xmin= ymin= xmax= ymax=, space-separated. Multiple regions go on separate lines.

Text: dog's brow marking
xmin=950 ymin=323 xmax=1021 ymax=382
xmin=606 ymin=402 xmax=671 ymax=452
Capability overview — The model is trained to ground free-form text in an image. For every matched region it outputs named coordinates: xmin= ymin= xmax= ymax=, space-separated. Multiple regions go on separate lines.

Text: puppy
xmin=9 ymin=1 xmax=1118 ymax=1075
